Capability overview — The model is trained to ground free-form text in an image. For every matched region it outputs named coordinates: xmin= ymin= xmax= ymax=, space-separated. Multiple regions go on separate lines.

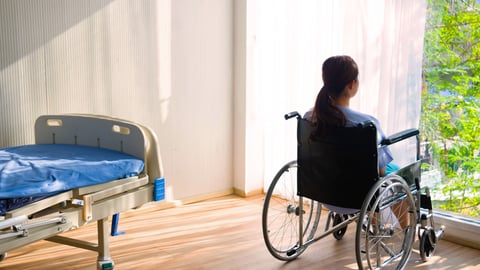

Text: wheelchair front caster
xmin=0 ymin=253 xmax=6 ymax=261
xmin=419 ymin=227 xmax=437 ymax=262
xmin=332 ymin=214 xmax=348 ymax=240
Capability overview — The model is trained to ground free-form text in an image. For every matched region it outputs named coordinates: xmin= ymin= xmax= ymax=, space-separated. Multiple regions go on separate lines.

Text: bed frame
xmin=0 ymin=114 xmax=164 ymax=270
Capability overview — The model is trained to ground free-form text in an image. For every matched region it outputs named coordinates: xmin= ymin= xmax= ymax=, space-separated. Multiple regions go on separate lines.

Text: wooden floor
xmin=1 ymin=195 xmax=479 ymax=270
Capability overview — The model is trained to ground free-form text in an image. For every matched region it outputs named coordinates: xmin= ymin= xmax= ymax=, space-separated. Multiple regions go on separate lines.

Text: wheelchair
xmin=262 ymin=112 xmax=445 ymax=269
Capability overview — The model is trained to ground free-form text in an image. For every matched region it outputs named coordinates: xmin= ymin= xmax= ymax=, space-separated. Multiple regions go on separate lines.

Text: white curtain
xmin=252 ymin=0 xmax=427 ymax=190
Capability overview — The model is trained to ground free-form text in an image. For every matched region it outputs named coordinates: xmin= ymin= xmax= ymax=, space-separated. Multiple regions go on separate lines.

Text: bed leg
xmin=97 ymin=217 xmax=115 ymax=270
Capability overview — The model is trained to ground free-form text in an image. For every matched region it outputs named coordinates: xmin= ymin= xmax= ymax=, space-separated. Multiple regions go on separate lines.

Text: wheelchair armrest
xmin=381 ymin=128 xmax=419 ymax=145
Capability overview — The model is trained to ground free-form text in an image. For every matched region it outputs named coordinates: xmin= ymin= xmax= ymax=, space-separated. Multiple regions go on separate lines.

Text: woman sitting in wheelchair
xmin=304 ymin=55 xmax=397 ymax=176
xmin=262 ymin=55 xmax=443 ymax=268
xmin=304 ymin=55 xmax=407 ymax=227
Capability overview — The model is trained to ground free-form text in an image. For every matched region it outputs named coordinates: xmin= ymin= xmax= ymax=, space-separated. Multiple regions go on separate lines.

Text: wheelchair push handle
xmin=284 ymin=111 xmax=301 ymax=120
xmin=381 ymin=128 xmax=419 ymax=145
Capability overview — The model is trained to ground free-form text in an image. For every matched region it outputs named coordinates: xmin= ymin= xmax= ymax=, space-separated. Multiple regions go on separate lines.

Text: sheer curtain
xmin=252 ymin=0 xmax=427 ymax=190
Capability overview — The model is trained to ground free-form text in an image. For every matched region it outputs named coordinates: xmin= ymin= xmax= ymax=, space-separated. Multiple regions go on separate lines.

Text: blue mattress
xmin=0 ymin=144 xmax=144 ymax=215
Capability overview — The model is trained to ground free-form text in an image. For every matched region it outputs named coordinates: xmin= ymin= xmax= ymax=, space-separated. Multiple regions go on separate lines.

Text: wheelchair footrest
xmin=436 ymin=225 xmax=445 ymax=240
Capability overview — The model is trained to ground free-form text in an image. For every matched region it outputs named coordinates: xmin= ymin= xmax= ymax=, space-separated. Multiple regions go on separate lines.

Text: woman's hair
xmin=312 ymin=55 xmax=358 ymax=130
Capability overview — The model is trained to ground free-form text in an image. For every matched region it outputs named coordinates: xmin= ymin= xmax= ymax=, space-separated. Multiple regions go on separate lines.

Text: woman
xmin=306 ymin=55 xmax=408 ymax=227
xmin=305 ymin=55 xmax=397 ymax=176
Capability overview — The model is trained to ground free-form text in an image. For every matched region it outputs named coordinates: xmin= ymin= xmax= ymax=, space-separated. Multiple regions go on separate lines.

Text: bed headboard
xmin=34 ymin=114 xmax=163 ymax=181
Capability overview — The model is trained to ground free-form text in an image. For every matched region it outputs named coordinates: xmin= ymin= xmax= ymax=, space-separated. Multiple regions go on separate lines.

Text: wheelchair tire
xmin=355 ymin=175 xmax=416 ymax=270
xmin=419 ymin=227 xmax=437 ymax=262
xmin=262 ymin=160 xmax=321 ymax=261
xmin=332 ymin=213 xmax=348 ymax=240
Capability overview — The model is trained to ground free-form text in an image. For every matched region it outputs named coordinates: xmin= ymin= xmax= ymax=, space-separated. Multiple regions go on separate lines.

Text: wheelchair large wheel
xmin=355 ymin=175 xmax=416 ymax=270
xmin=262 ymin=160 xmax=321 ymax=261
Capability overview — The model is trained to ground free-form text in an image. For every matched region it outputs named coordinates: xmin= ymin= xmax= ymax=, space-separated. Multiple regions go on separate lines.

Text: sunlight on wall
xmin=0 ymin=0 xmax=234 ymax=201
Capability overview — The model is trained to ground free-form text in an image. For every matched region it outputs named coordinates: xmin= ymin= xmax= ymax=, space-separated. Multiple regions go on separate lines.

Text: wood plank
xmin=1 ymin=195 xmax=479 ymax=269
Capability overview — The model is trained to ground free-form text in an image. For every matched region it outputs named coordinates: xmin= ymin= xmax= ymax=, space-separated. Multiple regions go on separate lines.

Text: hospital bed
xmin=0 ymin=114 xmax=164 ymax=270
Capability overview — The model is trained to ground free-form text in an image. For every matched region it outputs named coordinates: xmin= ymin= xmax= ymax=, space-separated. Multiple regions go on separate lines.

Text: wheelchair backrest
xmin=297 ymin=118 xmax=379 ymax=209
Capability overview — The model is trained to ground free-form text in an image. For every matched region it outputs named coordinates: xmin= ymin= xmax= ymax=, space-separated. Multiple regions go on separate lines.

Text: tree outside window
xmin=421 ymin=0 xmax=480 ymax=217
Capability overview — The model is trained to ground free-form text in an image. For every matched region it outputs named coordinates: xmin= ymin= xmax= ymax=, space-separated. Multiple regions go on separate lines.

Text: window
xmin=421 ymin=0 xmax=480 ymax=219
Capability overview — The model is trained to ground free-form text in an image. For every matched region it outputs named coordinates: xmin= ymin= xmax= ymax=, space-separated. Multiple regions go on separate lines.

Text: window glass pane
xmin=421 ymin=0 xmax=480 ymax=219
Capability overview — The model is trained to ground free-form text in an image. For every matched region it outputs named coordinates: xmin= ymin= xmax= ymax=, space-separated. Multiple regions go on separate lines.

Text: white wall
xmin=233 ymin=0 xmax=263 ymax=196
xmin=0 ymin=0 xmax=234 ymax=202
xmin=0 ymin=0 xmax=428 ymax=203
xmin=169 ymin=0 xmax=234 ymax=199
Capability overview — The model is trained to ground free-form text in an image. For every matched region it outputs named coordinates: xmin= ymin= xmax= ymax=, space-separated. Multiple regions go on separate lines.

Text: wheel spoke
xmin=356 ymin=176 xmax=416 ymax=269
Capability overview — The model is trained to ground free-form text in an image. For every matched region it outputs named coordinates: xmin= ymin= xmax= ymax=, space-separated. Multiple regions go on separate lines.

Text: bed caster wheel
xmin=332 ymin=213 xmax=348 ymax=240
xmin=0 ymin=253 xmax=7 ymax=261
xmin=97 ymin=259 xmax=114 ymax=270
xmin=420 ymin=227 xmax=437 ymax=262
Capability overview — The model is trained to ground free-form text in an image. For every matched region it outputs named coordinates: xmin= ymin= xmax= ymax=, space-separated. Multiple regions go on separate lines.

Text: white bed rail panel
xmin=35 ymin=114 xmax=145 ymax=159
xmin=34 ymin=114 xmax=163 ymax=181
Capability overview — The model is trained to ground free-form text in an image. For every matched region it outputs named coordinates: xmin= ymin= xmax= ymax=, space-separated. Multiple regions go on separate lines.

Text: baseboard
xmin=132 ymin=188 xmax=264 ymax=214
xmin=433 ymin=211 xmax=480 ymax=250
xmin=178 ymin=189 xmax=235 ymax=205
xmin=233 ymin=187 xmax=264 ymax=197
xmin=130 ymin=189 xmax=235 ymax=214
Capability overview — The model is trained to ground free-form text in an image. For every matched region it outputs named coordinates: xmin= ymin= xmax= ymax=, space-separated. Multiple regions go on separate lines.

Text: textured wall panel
xmin=0 ymin=0 xmax=234 ymax=201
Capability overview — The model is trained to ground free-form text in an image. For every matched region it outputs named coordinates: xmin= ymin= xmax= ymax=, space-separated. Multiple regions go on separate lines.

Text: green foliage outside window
xmin=421 ymin=0 xmax=480 ymax=217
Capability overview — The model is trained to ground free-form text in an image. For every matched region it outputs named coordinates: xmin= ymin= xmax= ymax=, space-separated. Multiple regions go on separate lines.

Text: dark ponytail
xmin=312 ymin=55 xmax=358 ymax=132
